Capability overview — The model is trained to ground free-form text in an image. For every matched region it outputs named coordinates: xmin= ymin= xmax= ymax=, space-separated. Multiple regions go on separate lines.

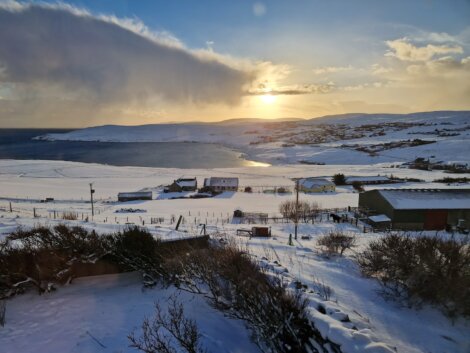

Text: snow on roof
xmin=369 ymin=214 xmax=391 ymax=223
xmin=175 ymin=178 xmax=197 ymax=187
xmin=346 ymin=175 xmax=390 ymax=183
xmin=205 ymin=177 xmax=239 ymax=187
xmin=378 ymin=189 xmax=470 ymax=210
xmin=299 ymin=178 xmax=334 ymax=188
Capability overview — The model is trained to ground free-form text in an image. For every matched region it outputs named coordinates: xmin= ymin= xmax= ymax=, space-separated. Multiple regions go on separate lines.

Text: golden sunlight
xmin=260 ymin=94 xmax=276 ymax=104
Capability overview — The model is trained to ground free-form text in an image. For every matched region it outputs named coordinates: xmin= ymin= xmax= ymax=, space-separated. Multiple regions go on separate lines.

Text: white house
xmin=298 ymin=178 xmax=335 ymax=193
xmin=203 ymin=177 xmax=239 ymax=192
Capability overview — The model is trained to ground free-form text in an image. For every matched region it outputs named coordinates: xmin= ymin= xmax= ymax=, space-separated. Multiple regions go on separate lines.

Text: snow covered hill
xmin=37 ymin=111 xmax=470 ymax=165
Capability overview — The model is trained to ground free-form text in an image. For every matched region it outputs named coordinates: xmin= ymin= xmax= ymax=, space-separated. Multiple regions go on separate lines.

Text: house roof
xmin=204 ymin=177 xmax=239 ymax=187
xmin=377 ymin=189 xmax=470 ymax=210
xmin=369 ymin=214 xmax=391 ymax=222
xmin=299 ymin=178 xmax=334 ymax=188
xmin=176 ymin=178 xmax=197 ymax=188
xmin=346 ymin=175 xmax=390 ymax=183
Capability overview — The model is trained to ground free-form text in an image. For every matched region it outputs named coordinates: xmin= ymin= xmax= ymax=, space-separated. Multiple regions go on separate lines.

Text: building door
xmin=424 ymin=210 xmax=448 ymax=230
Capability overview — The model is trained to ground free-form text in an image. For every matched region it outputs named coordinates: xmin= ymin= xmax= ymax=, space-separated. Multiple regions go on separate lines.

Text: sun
xmin=260 ymin=94 xmax=276 ymax=104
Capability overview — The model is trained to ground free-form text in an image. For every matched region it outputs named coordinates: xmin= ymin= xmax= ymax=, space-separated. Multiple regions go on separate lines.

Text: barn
xmin=345 ymin=175 xmax=392 ymax=185
xmin=298 ymin=178 xmax=335 ymax=193
xmin=359 ymin=189 xmax=470 ymax=231
xmin=203 ymin=177 xmax=239 ymax=192
xmin=117 ymin=191 xmax=153 ymax=202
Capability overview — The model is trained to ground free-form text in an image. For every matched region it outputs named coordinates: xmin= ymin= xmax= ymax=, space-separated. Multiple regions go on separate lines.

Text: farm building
xmin=117 ymin=191 xmax=153 ymax=202
xmin=203 ymin=177 xmax=239 ymax=192
xmin=164 ymin=177 xmax=197 ymax=192
xmin=359 ymin=189 xmax=470 ymax=231
xmin=298 ymin=178 xmax=335 ymax=193
xmin=367 ymin=214 xmax=392 ymax=230
xmin=345 ymin=175 xmax=392 ymax=185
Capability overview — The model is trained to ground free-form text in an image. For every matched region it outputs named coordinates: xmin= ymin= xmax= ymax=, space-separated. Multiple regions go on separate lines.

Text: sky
xmin=0 ymin=0 xmax=469 ymax=127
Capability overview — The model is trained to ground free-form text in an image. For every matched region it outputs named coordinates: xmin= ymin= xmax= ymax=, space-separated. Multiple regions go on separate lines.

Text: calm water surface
xmin=0 ymin=129 xmax=265 ymax=168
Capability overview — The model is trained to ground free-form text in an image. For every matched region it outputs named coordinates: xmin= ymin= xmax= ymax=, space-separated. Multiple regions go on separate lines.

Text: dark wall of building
xmin=358 ymin=190 xmax=395 ymax=218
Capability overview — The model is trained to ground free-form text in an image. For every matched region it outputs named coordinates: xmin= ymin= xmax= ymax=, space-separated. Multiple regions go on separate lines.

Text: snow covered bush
xmin=164 ymin=240 xmax=342 ymax=353
xmin=357 ymin=233 xmax=470 ymax=317
xmin=317 ymin=231 xmax=357 ymax=256
xmin=0 ymin=225 xmax=168 ymax=298
xmin=129 ymin=294 xmax=206 ymax=353
xmin=0 ymin=224 xmax=105 ymax=297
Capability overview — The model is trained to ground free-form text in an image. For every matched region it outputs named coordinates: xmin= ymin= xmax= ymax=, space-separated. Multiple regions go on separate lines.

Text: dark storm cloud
xmin=0 ymin=3 xmax=252 ymax=106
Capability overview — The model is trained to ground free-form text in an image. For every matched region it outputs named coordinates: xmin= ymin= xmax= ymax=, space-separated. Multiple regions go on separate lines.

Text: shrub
xmin=357 ymin=233 xmax=470 ymax=317
xmin=0 ymin=225 xmax=165 ymax=298
xmin=164 ymin=241 xmax=338 ymax=353
xmin=332 ymin=173 xmax=346 ymax=185
xmin=129 ymin=295 xmax=206 ymax=353
xmin=351 ymin=181 xmax=364 ymax=192
xmin=61 ymin=211 xmax=78 ymax=220
xmin=317 ymin=231 xmax=357 ymax=256
xmin=0 ymin=224 xmax=105 ymax=297
xmin=279 ymin=200 xmax=316 ymax=222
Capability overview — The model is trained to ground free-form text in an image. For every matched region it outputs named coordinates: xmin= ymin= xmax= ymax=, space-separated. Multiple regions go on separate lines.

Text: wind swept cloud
xmin=248 ymin=82 xmax=334 ymax=96
xmin=385 ymin=38 xmax=463 ymax=61
xmin=0 ymin=2 xmax=254 ymax=110
xmin=312 ymin=65 xmax=353 ymax=75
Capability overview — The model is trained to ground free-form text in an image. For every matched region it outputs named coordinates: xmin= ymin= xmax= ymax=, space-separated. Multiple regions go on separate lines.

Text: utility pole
xmin=89 ymin=183 xmax=95 ymax=218
xmin=295 ymin=179 xmax=299 ymax=240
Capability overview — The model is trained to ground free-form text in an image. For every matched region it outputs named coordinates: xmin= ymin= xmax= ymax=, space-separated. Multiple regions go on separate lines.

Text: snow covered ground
xmin=1 ymin=159 xmax=470 ymax=353
xmin=0 ymin=272 xmax=259 ymax=353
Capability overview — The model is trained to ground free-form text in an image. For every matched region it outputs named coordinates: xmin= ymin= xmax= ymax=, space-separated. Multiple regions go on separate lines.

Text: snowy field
xmin=1 ymin=159 xmax=470 ymax=353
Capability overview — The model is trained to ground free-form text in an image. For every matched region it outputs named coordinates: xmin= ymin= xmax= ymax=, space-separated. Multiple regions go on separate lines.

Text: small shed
xmin=298 ymin=178 xmax=335 ymax=193
xmin=368 ymin=214 xmax=391 ymax=229
xmin=118 ymin=191 xmax=153 ymax=202
xmin=251 ymin=227 xmax=271 ymax=237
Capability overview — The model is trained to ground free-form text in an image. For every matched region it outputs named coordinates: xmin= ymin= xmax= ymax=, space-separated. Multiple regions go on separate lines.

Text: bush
xmin=279 ymin=200 xmax=318 ymax=222
xmin=0 ymin=225 xmax=164 ymax=298
xmin=317 ymin=231 xmax=357 ymax=256
xmin=61 ymin=212 xmax=78 ymax=220
xmin=351 ymin=181 xmax=364 ymax=192
xmin=332 ymin=173 xmax=346 ymax=185
xmin=164 ymin=241 xmax=338 ymax=353
xmin=357 ymin=233 xmax=470 ymax=317
xmin=129 ymin=295 xmax=206 ymax=353
xmin=0 ymin=224 xmax=105 ymax=297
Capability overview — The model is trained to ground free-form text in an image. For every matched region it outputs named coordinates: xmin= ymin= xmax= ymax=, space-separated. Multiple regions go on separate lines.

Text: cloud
xmin=312 ymin=65 xmax=353 ymax=75
xmin=0 ymin=2 xmax=254 ymax=111
xmin=248 ymin=82 xmax=334 ymax=96
xmin=406 ymin=56 xmax=470 ymax=76
xmin=253 ymin=2 xmax=266 ymax=17
xmin=385 ymin=38 xmax=463 ymax=61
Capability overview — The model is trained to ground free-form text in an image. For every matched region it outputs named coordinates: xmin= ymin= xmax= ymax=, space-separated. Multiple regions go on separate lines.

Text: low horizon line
xmin=1 ymin=109 xmax=469 ymax=129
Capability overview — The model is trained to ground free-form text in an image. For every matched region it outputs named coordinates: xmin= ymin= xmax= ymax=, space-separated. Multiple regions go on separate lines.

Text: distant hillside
xmin=36 ymin=111 xmax=470 ymax=166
